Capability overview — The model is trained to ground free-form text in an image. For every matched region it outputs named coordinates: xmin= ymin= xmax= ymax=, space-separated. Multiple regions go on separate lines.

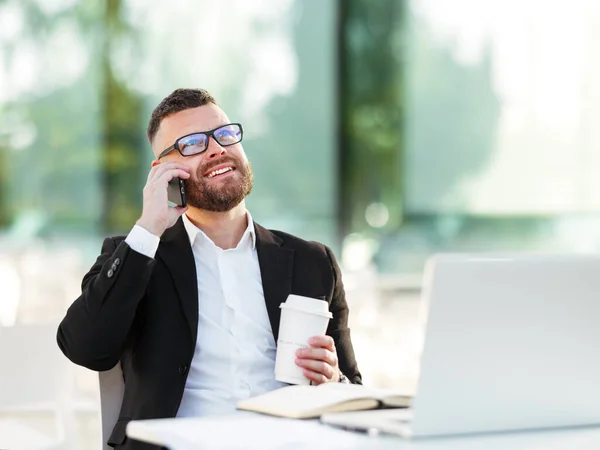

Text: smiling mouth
xmin=206 ymin=167 xmax=235 ymax=178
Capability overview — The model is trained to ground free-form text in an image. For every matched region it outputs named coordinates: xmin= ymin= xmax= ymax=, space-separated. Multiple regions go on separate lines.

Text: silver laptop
xmin=322 ymin=254 xmax=600 ymax=438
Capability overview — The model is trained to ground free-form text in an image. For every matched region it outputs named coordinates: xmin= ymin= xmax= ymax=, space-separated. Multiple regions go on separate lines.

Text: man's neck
xmin=184 ymin=202 xmax=249 ymax=250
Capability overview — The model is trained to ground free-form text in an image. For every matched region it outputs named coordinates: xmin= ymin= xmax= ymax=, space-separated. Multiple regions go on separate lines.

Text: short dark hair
xmin=147 ymin=88 xmax=217 ymax=144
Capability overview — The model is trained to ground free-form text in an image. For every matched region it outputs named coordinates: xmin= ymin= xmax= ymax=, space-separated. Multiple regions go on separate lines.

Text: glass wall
xmin=0 ymin=0 xmax=338 ymax=240
xmin=0 ymin=0 xmax=338 ymax=325
xmin=130 ymin=0 xmax=339 ymax=246
xmin=339 ymin=0 xmax=600 ymax=388
xmin=341 ymin=0 xmax=600 ymax=275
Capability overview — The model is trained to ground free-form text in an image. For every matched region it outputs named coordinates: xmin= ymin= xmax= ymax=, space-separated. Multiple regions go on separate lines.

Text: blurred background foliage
xmin=2 ymin=0 xmax=600 ymax=273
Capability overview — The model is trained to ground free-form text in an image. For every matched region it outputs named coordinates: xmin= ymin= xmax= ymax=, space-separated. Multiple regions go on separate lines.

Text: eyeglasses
xmin=158 ymin=123 xmax=243 ymax=159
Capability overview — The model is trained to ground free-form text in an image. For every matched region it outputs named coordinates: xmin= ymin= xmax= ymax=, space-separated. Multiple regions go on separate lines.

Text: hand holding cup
xmin=295 ymin=335 xmax=340 ymax=385
xmin=274 ymin=295 xmax=335 ymax=385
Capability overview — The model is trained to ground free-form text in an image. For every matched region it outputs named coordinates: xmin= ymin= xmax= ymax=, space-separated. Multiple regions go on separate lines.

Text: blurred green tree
xmin=0 ymin=0 xmax=145 ymax=235
xmin=340 ymin=0 xmax=405 ymax=238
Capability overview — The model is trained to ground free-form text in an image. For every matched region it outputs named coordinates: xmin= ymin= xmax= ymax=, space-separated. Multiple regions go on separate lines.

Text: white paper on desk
xmin=135 ymin=412 xmax=367 ymax=450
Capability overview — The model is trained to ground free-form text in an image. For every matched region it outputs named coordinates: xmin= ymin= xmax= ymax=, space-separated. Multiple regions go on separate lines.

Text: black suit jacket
xmin=57 ymin=218 xmax=361 ymax=449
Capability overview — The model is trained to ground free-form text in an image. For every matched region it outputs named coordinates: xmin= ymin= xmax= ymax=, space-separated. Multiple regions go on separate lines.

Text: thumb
xmin=173 ymin=205 xmax=188 ymax=218
xmin=164 ymin=205 xmax=188 ymax=231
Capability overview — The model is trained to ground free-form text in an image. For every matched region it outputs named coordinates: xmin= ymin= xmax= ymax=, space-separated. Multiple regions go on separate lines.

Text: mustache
xmin=199 ymin=156 xmax=242 ymax=175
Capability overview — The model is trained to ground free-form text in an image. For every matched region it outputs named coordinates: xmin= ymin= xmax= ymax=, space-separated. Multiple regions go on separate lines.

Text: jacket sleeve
xmin=56 ymin=237 xmax=156 ymax=371
xmin=325 ymin=246 xmax=363 ymax=384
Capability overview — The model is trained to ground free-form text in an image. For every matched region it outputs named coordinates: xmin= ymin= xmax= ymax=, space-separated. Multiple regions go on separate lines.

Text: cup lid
xmin=279 ymin=294 xmax=333 ymax=318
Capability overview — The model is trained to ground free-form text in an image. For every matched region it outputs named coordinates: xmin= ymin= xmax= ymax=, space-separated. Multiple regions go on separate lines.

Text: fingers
xmin=159 ymin=169 xmax=190 ymax=187
xmin=295 ymin=336 xmax=339 ymax=385
xmin=301 ymin=369 xmax=329 ymax=385
xmin=148 ymin=162 xmax=191 ymax=183
xmin=296 ymin=347 xmax=338 ymax=367
xmin=308 ymin=335 xmax=335 ymax=351
xmin=295 ymin=358 xmax=336 ymax=380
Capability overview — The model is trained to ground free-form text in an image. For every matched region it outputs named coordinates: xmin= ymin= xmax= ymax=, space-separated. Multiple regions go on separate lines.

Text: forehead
xmin=153 ymin=103 xmax=230 ymax=152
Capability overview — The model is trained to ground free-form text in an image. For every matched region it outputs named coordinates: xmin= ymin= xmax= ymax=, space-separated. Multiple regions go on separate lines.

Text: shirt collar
xmin=181 ymin=211 xmax=256 ymax=250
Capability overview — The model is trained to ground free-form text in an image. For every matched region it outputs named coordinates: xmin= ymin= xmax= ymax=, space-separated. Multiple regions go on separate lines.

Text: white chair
xmin=0 ymin=323 xmax=96 ymax=449
xmin=0 ymin=418 xmax=61 ymax=449
xmin=98 ymin=362 xmax=125 ymax=450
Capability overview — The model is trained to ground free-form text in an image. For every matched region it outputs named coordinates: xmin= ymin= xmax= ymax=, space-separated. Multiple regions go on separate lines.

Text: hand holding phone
xmin=136 ymin=162 xmax=189 ymax=237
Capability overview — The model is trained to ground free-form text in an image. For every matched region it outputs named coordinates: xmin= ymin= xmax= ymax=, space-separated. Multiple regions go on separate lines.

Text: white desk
xmin=126 ymin=411 xmax=600 ymax=450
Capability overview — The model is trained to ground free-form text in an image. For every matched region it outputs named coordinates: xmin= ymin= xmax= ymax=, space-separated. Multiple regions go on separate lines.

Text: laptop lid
xmin=410 ymin=254 xmax=600 ymax=437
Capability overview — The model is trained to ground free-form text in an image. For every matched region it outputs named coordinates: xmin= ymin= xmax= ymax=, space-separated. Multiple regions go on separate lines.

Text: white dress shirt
xmin=125 ymin=212 xmax=286 ymax=417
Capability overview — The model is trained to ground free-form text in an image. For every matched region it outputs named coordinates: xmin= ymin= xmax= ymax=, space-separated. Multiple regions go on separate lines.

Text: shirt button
xmin=179 ymin=364 xmax=188 ymax=375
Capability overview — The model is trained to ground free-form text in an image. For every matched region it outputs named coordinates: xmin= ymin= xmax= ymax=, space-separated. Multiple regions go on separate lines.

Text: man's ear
xmin=151 ymin=159 xmax=161 ymax=168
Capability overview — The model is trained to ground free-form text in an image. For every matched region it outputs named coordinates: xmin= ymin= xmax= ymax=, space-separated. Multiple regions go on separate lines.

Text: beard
xmin=185 ymin=156 xmax=254 ymax=212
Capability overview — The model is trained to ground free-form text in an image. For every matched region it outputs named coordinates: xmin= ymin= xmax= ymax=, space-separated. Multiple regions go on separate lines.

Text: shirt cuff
xmin=125 ymin=225 xmax=160 ymax=259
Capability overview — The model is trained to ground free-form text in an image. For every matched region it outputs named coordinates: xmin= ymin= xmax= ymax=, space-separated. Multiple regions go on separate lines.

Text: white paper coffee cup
xmin=275 ymin=294 xmax=333 ymax=385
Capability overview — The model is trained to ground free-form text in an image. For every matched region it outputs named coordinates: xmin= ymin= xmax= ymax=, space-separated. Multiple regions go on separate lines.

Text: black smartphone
xmin=167 ymin=177 xmax=187 ymax=207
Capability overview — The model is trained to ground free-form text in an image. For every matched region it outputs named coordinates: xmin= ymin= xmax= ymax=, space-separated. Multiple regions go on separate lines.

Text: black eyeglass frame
xmin=158 ymin=123 xmax=244 ymax=159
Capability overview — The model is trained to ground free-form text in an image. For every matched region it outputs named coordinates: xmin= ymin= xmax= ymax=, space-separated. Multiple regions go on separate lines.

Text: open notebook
xmin=237 ymin=383 xmax=412 ymax=419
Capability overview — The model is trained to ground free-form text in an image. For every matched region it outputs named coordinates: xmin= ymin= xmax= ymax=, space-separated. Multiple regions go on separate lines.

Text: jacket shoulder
xmin=267 ymin=228 xmax=330 ymax=257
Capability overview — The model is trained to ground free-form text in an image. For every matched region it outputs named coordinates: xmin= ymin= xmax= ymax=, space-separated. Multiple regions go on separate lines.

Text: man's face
xmin=152 ymin=104 xmax=253 ymax=212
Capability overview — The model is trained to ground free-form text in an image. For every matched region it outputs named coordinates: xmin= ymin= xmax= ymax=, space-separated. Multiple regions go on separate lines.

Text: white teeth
xmin=208 ymin=167 xmax=232 ymax=178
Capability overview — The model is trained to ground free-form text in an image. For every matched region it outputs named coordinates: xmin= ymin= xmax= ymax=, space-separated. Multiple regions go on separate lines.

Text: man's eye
xmin=217 ymin=131 xmax=236 ymax=141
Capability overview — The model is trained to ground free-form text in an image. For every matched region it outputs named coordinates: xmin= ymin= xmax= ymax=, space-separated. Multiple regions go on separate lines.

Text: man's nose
xmin=206 ymin=136 xmax=226 ymax=159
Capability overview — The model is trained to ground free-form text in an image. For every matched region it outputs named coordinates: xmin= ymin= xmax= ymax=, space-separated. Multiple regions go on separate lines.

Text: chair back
xmin=0 ymin=323 xmax=67 ymax=408
xmin=98 ymin=362 xmax=125 ymax=450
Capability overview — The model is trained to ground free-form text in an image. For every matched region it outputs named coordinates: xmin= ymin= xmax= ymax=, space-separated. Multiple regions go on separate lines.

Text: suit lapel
xmin=255 ymin=223 xmax=294 ymax=342
xmin=156 ymin=218 xmax=198 ymax=342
